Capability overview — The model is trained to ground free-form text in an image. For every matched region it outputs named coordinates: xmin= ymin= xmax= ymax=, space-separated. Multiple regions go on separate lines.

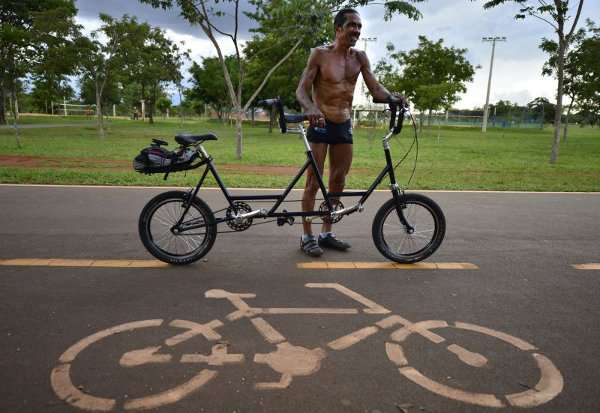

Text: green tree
xmin=187 ymin=56 xmax=241 ymax=120
xmin=542 ymin=20 xmax=600 ymax=137
xmin=76 ymin=17 xmax=121 ymax=136
xmin=0 ymin=0 xmax=79 ymax=146
xmin=103 ymin=15 xmax=188 ymax=124
xmin=527 ymin=97 xmax=556 ymax=124
xmin=156 ymin=96 xmax=172 ymax=117
xmin=376 ymin=37 xmax=475 ymax=128
xmin=476 ymin=0 xmax=585 ymax=163
xmin=140 ymin=0 xmax=426 ymax=159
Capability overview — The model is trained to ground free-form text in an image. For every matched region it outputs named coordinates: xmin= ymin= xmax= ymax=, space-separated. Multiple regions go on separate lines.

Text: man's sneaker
xmin=318 ymin=233 xmax=351 ymax=251
xmin=301 ymin=235 xmax=323 ymax=257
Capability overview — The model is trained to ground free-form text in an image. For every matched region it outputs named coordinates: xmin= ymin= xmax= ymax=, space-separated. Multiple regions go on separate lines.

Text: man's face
xmin=336 ymin=13 xmax=362 ymax=46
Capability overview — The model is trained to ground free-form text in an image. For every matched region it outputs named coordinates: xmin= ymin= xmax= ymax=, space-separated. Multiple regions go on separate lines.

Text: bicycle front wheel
xmin=139 ymin=191 xmax=217 ymax=265
xmin=372 ymin=194 xmax=445 ymax=263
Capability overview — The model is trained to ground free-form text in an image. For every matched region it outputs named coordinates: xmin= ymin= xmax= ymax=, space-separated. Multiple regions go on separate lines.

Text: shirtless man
xmin=296 ymin=8 xmax=405 ymax=257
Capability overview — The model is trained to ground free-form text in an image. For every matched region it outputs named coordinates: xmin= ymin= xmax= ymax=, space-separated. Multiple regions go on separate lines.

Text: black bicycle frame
xmin=177 ymin=102 xmax=409 ymax=231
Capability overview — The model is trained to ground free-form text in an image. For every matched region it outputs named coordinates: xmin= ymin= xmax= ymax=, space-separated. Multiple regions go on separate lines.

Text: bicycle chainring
xmin=319 ymin=199 xmax=344 ymax=224
xmin=226 ymin=201 xmax=253 ymax=231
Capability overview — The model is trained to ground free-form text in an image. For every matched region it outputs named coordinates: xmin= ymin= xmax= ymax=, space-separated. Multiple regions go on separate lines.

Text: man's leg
xmin=322 ymin=143 xmax=353 ymax=233
xmin=302 ymin=142 xmax=328 ymax=235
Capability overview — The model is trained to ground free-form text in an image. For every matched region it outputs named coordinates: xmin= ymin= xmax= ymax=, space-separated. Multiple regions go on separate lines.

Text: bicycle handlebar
xmin=372 ymin=96 xmax=408 ymax=135
xmin=258 ymin=96 xmax=406 ymax=135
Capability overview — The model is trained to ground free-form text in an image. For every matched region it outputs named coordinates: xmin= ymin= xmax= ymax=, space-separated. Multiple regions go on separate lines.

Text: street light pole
xmin=481 ymin=36 xmax=506 ymax=133
xmin=360 ymin=37 xmax=377 ymax=101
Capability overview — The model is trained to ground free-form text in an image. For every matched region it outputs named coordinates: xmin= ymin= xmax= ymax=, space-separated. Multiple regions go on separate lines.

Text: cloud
xmin=72 ymin=0 xmax=599 ymax=108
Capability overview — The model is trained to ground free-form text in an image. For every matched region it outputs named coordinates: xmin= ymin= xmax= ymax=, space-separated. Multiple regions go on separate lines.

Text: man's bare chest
xmin=318 ymin=54 xmax=362 ymax=83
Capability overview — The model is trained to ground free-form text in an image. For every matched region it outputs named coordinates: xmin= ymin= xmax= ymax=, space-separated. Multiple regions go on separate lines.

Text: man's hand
xmin=306 ymin=106 xmax=326 ymax=128
xmin=390 ymin=93 xmax=409 ymax=108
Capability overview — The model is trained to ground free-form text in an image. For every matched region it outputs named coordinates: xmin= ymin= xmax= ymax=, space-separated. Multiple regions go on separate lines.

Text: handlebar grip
xmin=284 ymin=114 xmax=307 ymax=124
xmin=257 ymin=98 xmax=279 ymax=107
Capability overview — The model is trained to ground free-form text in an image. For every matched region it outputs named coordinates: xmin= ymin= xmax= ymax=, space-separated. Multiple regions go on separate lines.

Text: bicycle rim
xmin=379 ymin=199 xmax=439 ymax=260
xmin=147 ymin=198 xmax=210 ymax=259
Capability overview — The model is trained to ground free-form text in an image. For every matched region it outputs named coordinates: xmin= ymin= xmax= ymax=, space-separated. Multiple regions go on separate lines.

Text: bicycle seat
xmin=175 ymin=133 xmax=218 ymax=146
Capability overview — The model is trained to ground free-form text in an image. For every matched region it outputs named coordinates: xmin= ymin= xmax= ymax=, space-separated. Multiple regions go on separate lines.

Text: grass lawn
xmin=1 ymin=115 xmax=599 ymax=191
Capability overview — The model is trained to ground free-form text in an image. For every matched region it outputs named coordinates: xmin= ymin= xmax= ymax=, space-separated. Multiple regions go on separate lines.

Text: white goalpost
xmin=51 ymin=100 xmax=96 ymax=116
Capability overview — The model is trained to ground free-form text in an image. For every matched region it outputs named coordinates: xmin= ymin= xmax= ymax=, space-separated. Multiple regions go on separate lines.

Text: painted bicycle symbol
xmin=51 ymin=283 xmax=563 ymax=411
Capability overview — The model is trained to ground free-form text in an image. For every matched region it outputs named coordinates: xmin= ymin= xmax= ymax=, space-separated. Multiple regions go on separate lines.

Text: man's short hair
xmin=334 ymin=8 xmax=359 ymax=29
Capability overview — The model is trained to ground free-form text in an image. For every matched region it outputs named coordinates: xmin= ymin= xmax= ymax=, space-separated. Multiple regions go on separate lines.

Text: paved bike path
xmin=0 ymin=185 xmax=599 ymax=412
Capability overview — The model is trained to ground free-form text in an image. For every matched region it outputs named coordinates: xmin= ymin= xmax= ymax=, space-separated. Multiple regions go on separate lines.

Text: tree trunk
xmin=10 ymin=81 xmax=22 ymax=148
xmin=235 ymin=107 xmax=243 ymax=160
xmin=549 ymin=37 xmax=566 ymax=164
xmin=0 ymin=84 xmax=6 ymax=125
xmin=562 ymin=100 xmax=574 ymax=143
xmin=95 ymin=78 xmax=105 ymax=138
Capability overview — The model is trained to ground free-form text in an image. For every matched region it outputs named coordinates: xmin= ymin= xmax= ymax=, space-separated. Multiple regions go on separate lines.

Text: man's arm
xmin=296 ymin=48 xmax=324 ymax=126
xmin=358 ymin=51 xmax=406 ymax=105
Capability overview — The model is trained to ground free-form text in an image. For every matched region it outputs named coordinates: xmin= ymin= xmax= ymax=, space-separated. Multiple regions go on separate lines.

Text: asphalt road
xmin=1 ymin=185 xmax=599 ymax=413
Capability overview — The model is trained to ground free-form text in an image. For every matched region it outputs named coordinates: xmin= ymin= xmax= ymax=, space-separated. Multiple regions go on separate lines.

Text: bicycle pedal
xmin=286 ymin=216 xmax=295 ymax=226
xmin=277 ymin=210 xmax=289 ymax=226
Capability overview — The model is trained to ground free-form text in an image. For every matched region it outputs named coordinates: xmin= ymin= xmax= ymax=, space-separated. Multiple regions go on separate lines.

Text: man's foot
xmin=318 ymin=232 xmax=351 ymax=251
xmin=301 ymin=235 xmax=323 ymax=257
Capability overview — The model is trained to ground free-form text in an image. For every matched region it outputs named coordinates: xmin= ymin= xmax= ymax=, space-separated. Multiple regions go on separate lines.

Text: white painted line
xmin=123 ymin=369 xmax=217 ymax=411
xmin=505 ymin=353 xmax=564 ymax=407
xmin=306 ymin=283 xmax=391 ymax=314
xmin=59 ymin=319 xmax=164 ymax=363
xmin=328 ymin=326 xmax=379 ymax=351
xmin=165 ymin=319 xmax=223 ymax=346
xmin=446 ymin=344 xmax=488 ymax=368
xmin=454 ymin=322 xmax=537 ymax=351
xmin=399 ymin=367 xmax=505 ymax=408
xmin=119 ymin=346 xmax=171 ymax=367
xmin=51 ymin=364 xmax=116 ymax=411
xmin=385 ymin=342 xmax=408 ymax=367
xmin=251 ymin=317 xmax=286 ymax=344
xmin=180 ymin=344 xmax=244 ymax=366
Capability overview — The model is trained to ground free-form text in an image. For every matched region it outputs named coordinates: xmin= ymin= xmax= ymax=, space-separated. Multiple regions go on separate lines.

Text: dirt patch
xmin=0 ymin=155 xmax=370 ymax=175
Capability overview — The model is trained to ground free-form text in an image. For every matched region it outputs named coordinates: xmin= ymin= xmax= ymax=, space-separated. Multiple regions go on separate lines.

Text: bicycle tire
xmin=139 ymin=191 xmax=217 ymax=265
xmin=372 ymin=193 xmax=445 ymax=263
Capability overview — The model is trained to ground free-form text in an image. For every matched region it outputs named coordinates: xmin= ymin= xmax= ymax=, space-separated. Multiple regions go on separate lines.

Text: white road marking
xmin=59 ymin=319 xmax=164 ymax=363
xmin=390 ymin=321 xmax=448 ymax=344
xmin=254 ymin=342 xmax=326 ymax=390
xmin=123 ymin=369 xmax=217 ymax=411
xmin=120 ymin=346 xmax=172 ymax=367
xmin=506 ymin=353 xmax=565 ymax=408
xmin=306 ymin=283 xmax=391 ymax=314
xmin=251 ymin=317 xmax=286 ymax=344
xmin=385 ymin=342 xmax=408 ymax=367
xmin=51 ymin=364 xmax=116 ymax=411
xmin=399 ymin=367 xmax=505 ymax=408
xmin=454 ymin=322 xmax=537 ymax=351
xmin=180 ymin=343 xmax=244 ymax=366
xmin=446 ymin=344 xmax=488 ymax=368
xmin=328 ymin=326 xmax=379 ymax=350
xmin=165 ymin=319 xmax=223 ymax=346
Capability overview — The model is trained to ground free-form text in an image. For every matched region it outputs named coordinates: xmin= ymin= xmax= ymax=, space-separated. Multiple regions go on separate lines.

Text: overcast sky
xmin=74 ymin=0 xmax=599 ymax=109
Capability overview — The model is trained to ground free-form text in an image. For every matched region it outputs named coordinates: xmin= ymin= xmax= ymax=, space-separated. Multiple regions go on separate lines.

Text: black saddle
xmin=175 ymin=133 xmax=218 ymax=146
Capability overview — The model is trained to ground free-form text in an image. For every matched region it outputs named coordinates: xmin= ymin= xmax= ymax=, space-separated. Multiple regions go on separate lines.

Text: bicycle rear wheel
xmin=139 ymin=191 xmax=217 ymax=265
xmin=372 ymin=193 xmax=445 ymax=263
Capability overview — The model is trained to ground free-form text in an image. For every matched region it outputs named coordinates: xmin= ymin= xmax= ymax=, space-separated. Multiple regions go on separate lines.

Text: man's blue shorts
xmin=307 ymin=119 xmax=353 ymax=145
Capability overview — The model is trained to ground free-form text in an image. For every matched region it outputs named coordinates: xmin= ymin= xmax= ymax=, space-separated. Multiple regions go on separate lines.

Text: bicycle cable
xmin=392 ymin=110 xmax=419 ymax=188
